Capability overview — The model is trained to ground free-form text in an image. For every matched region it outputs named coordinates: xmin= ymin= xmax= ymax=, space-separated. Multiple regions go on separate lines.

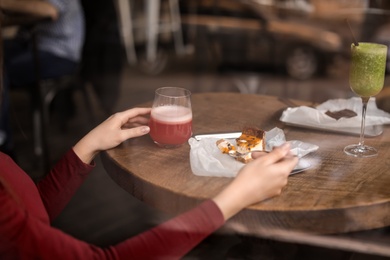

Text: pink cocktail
xmin=149 ymin=106 xmax=192 ymax=146
xmin=149 ymin=87 xmax=192 ymax=148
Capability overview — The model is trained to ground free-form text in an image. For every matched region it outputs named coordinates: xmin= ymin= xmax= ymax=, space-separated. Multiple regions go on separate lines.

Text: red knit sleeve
xmin=37 ymin=149 xmax=94 ymax=221
xmin=114 ymin=199 xmax=225 ymax=259
xmin=1 ymin=181 xmax=224 ymax=260
xmin=0 ymin=182 xmax=119 ymax=260
xmin=1 ymin=149 xmax=225 ymax=259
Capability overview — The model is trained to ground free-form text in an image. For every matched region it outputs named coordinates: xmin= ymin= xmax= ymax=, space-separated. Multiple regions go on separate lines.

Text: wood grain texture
xmin=102 ymin=92 xmax=390 ymax=235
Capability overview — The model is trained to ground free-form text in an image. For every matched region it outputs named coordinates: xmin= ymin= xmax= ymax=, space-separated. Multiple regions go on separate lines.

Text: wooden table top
xmin=102 ymin=92 xmax=390 ymax=255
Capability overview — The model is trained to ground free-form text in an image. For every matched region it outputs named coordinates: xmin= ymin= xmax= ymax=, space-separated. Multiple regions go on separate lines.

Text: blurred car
xmin=180 ymin=0 xmax=344 ymax=80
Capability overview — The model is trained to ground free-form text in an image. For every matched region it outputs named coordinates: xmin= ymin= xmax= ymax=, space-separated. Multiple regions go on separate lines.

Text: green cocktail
xmin=345 ymin=42 xmax=388 ymax=157
xmin=349 ymin=43 xmax=387 ymax=97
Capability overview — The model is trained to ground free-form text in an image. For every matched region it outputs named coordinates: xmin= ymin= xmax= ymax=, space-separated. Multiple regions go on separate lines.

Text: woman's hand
xmin=212 ymin=143 xmax=298 ymax=220
xmin=73 ymin=107 xmax=151 ymax=164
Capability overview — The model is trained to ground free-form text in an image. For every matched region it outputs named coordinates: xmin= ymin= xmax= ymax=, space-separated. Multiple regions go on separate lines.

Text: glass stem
xmin=359 ymin=97 xmax=370 ymax=147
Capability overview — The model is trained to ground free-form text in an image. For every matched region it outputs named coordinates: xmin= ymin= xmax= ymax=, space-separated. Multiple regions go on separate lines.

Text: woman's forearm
xmin=212 ymin=184 xmax=246 ymax=221
xmin=72 ymin=135 xmax=99 ymax=165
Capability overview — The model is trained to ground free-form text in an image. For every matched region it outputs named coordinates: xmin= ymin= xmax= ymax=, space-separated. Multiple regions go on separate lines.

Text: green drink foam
xmin=349 ymin=42 xmax=387 ymax=97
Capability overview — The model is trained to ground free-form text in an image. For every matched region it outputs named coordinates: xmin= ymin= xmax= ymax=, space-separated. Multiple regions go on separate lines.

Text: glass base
xmin=344 ymin=144 xmax=378 ymax=158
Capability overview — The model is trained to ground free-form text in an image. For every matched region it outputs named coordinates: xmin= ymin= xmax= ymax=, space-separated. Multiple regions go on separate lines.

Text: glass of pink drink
xmin=149 ymin=87 xmax=192 ymax=148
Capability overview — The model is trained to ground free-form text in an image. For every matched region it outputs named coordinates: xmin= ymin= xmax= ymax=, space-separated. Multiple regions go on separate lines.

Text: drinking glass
xmin=149 ymin=87 xmax=192 ymax=148
xmin=344 ymin=42 xmax=387 ymax=157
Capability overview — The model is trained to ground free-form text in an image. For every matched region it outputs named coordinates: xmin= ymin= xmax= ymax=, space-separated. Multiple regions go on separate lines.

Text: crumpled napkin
xmin=189 ymin=127 xmax=318 ymax=177
xmin=280 ymin=97 xmax=390 ymax=128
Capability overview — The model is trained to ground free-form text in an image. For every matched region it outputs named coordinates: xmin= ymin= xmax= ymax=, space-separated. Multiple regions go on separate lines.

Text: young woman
xmin=0 ymin=107 xmax=298 ymax=259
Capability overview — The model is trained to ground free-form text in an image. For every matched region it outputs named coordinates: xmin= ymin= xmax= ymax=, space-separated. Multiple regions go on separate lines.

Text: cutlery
xmin=193 ymin=132 xmax=241 ymax=141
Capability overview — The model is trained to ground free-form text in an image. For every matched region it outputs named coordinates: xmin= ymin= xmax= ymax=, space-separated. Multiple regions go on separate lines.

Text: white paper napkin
xmin=189 ymin=127 xmax=318 ymax=178
xmin=280 ymin=97 xmax=390 ymax=129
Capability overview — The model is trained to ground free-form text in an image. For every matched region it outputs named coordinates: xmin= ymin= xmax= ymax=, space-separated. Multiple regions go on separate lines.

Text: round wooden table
xmin=102 ymin=92 xmax=390 ymax=242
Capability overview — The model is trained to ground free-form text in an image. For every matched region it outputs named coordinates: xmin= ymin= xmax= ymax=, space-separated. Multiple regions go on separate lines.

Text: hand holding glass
xmin=344 ymin=42 xmax=388 ymax=157
xmin=149 ymin=87 xmax=192 ymax=148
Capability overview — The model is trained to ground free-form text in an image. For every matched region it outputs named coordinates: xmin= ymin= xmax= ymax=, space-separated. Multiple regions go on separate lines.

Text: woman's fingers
xmin=122 ymin=116 xmax=150 ymax=129
xmin=73 ymin=108 xmax=152 ymax=164
xmin=251 ymin=151 xmax=269 ymax=159
xmin=274 ymin=155 xmax=299 ymax=174
xmin=119 ymin=125 xmax=150 ymax=141
xmin=252 ymin=143 xmax=292 ymax=165
xmin=108 ymin=107 xmax=151 ymax=125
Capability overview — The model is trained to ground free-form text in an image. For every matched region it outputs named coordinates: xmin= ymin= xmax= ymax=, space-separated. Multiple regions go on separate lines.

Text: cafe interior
xmin=4 ymin=0 xmax=390 ymax=259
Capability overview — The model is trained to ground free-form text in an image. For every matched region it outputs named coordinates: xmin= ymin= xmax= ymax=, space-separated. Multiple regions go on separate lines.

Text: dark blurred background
xmin=6 ymin=0 xmax=390 ymax=259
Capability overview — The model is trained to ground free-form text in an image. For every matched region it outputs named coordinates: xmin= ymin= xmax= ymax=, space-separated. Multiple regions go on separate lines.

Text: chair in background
xmin=29 ymin=31 xmax=95 ymax=175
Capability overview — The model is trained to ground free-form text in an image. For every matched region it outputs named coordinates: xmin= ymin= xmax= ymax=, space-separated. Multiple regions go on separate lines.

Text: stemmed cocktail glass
xmin=344 ymin=42 xmax=387 ymax=157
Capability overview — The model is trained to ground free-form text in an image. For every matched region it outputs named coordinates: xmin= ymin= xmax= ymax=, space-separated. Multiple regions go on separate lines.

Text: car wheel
xmin=285 ymin=46 xmax=318 ymax=80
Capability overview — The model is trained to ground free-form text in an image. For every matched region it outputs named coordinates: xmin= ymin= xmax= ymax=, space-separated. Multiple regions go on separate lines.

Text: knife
xmin=193 ymin=132 xmax=241 ymax=141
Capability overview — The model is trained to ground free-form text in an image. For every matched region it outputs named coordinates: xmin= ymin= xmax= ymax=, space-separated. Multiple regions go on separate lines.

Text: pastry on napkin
xmin=188 ymin=127 xmax=318 ymax=178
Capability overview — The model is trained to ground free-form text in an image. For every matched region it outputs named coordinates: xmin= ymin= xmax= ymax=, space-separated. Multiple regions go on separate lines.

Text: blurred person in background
xmin=0 ymin=0 xmax=84 ymax=157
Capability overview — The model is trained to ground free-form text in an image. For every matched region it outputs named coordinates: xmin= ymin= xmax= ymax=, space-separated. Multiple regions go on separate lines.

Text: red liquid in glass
xmin=149 ymin=106 xmax=192 ymax=146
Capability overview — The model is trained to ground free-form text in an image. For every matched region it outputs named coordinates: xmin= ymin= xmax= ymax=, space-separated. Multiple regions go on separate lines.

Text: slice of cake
xmin=235 ymin=127 xmax=265 ymax=154
xmin=216 ymin=126 xmax=266 ymax=164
